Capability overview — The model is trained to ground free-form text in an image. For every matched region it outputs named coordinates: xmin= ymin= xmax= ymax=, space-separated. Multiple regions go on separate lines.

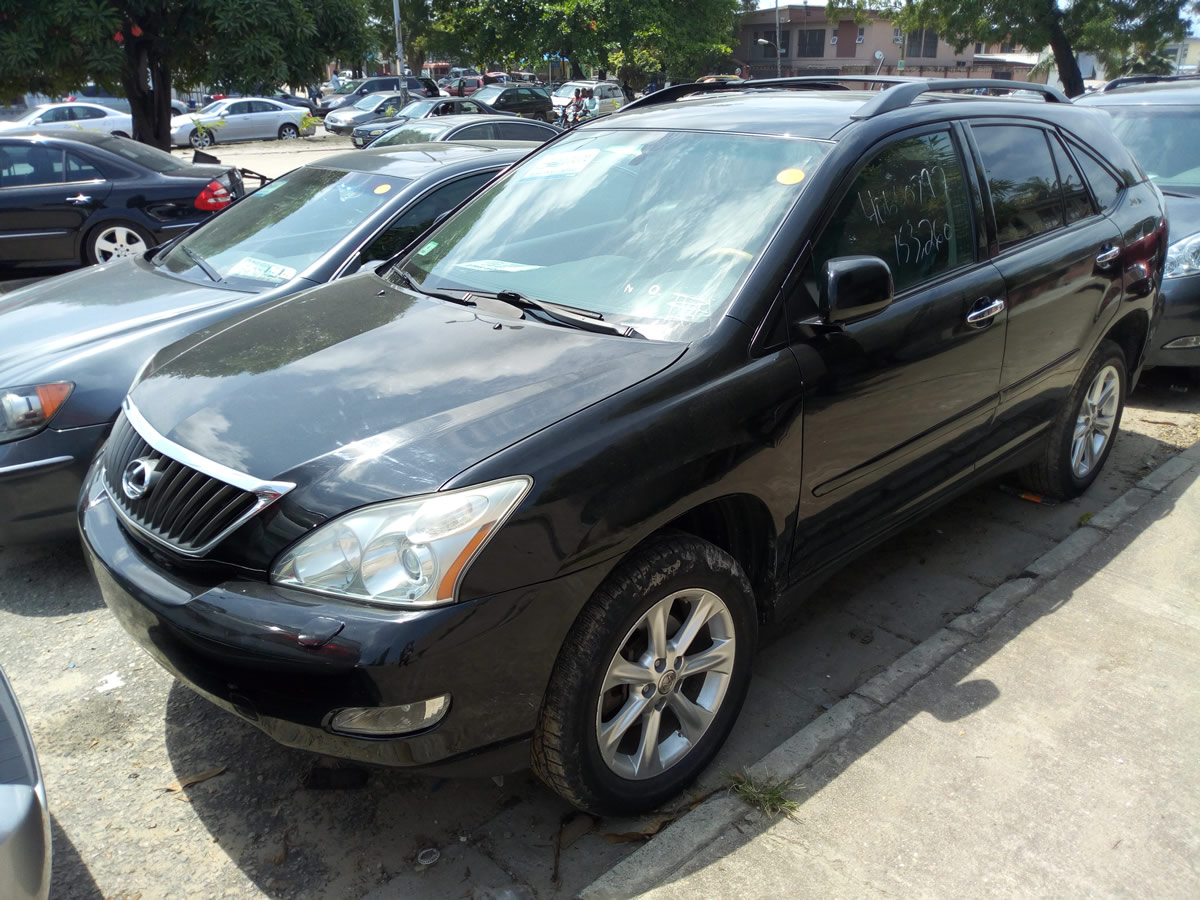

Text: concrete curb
xmin=580 ymin=444 xmax=1199 ymax=900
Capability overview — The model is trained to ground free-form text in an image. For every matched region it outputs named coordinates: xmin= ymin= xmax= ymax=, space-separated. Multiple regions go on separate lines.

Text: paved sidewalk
xmin=587 ymin=449 xmax=1200 ymax=898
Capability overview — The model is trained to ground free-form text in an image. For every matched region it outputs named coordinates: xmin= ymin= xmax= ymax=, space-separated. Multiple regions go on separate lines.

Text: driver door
xmin=788 ymin=126 xmax=1008 ymax=576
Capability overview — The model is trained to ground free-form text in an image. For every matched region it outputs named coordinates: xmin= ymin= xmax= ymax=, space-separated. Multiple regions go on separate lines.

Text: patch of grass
xmin=726 ymin=771 xmax=800 ymax=819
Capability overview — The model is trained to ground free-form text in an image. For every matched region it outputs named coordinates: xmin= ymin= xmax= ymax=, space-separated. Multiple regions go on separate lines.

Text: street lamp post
xmin=756 ymin=38 xmax=781 ymax=78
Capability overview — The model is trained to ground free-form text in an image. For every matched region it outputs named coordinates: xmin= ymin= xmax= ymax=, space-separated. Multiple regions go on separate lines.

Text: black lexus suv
xmin=80 ymin=78 xmax=1164 ymax=816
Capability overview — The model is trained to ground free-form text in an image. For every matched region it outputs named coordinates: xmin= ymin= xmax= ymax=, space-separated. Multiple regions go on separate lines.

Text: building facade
xmin=735 ymin=6 xmax=1041 ymax=82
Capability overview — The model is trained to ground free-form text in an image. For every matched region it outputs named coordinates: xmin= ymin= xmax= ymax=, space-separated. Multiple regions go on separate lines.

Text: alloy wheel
xmin=595 ymin=588 xmax=735 ymax=780
xmin=279 ymin=124 xmax=299 ymax=140
xmin=93 ymin=226 xmax=148 ymax=263
xmin=189 ymin=130 xmax=213 ymax=148
xmin=1071 ymin=363 xmax=1120 ymax=478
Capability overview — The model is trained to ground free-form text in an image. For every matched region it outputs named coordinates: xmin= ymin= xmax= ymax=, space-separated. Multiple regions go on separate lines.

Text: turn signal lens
xmin=1163 ymin=335 xmax=1200 ymax=350
xmin=0 ymin=382 xmax=74 ymax=443
xmin=330 ymin=695 xmax=451 ymax=736
xmin=194 ymin=179 xmax=231 ymax=211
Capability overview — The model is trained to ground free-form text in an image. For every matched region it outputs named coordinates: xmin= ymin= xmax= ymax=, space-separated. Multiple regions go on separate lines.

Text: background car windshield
xmin=398 ymin=99 xmax=435 ymax=117
xmin=334 ymin=80 xmax=362 ymax=95
xmin=94 ymin=134 xmax=184 ymax=172
xmin=553 ymin=83 xmax=586 ymax=98
xmin=195 ymin=101 xmax=225 ymax=115
xmin=473 ymin=87 xmax=503 ymax=104
xmin=159 ymin=167 xmax=410 ymax=286
xmin=353 ymin=95 xmax=382 ymax=111
xmin=372 ymin=120 xmax=449 ymax=146
xmin=401 ymin=129 xmax=830 ymax=341
xmin=1101 ymin=106 xmax=1200 ymax=194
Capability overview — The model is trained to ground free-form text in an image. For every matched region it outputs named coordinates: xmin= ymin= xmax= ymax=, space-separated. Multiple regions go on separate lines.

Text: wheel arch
xmin=1103 ymin=308 xmax=1151 ymax=379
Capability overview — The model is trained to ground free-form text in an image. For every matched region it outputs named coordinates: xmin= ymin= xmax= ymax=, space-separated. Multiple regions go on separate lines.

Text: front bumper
xmin=79 ymin=468 xmax=602 ymax=775
xmin=0 ymin=667 xmax=51 ymax=900
xmin=323 ymin=120 xmax=355 ymax=135
xmin=1145 ymin=273 xmax=1200 ymax=369
xmin=0 ymin=422 xmax=108 ymax=544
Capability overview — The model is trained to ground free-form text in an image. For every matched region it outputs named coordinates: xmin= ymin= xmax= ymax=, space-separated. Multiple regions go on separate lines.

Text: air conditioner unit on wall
xmin=856 ymin=36 xmax=864 ymax=43
xmin=830 ymin=36 xmax=838 ymax=44
xmin=893 ymin=36 xmax=903 ymax=44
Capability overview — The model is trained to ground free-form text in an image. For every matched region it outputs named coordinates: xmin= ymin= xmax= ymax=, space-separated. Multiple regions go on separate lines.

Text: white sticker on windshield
xmin=665 ymin=293 xmax=712 ymax=322
xmin=456 ymin=259 xmax=542 ymax=272
xmin=227 ymin=257 xmax=297 ymax=283
xmin=518 ymin=149 xmax=600 ymax=181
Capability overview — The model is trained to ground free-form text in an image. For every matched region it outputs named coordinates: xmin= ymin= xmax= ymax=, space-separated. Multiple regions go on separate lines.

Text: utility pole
xmin=393 ymin=0 xmax=405 ymax=75
xmin=775 ymin=0 xmax=781 ymax=77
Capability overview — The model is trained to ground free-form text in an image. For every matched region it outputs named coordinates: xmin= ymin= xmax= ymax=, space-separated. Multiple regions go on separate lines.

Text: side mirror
xmin=820 ymin=256 xmax=894 ymax=326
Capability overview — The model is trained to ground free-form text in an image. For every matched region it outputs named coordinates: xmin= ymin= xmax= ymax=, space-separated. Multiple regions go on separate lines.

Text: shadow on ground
xmin=0 ymin=538 xmax=102 ymax=616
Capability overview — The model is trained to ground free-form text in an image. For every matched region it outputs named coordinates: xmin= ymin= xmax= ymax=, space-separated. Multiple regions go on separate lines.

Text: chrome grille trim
xmin=101 ymin=398 xmax=295 ymax=558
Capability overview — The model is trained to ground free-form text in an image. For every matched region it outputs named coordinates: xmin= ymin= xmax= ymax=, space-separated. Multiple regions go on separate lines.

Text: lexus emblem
xmin=122 ymin=457 xmax=161 ymax=500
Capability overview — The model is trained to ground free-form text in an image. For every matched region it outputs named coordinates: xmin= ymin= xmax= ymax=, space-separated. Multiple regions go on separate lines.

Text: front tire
xmin=112 ymin=130 xmax=130 ymax=139
xmin=532 ymin=534 xmax=757 ymax=816
xmin=189 ymin=129 xmax=214 ymax=149
xmin=1019 ymin=340 xmax=1127 ymax=499
xmin=278 ymin=123 xmax=300 ymax=140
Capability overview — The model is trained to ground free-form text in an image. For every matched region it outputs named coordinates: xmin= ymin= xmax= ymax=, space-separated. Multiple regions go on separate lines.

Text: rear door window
xmin=67 ymin=153 xmax=105 ymax=181
xmin=71 ymin=106 xmax=106 ymax=120
xmin=454 ymin=123 xmax=497 ymax=141
xmin=1047 ymin=135 xmax=1093 ymax=223
xmin=0 ymin=144 xmax=65 ymax=186
xmin=1068 ymin=140 xmax=1125 ymax=212
xmin=812 ymin=130 xmax=975 ymax=293
xmin=972 ymin=125 xmax=1064 ymax=249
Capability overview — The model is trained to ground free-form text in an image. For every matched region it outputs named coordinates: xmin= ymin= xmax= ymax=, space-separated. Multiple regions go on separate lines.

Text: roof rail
xmin=1101 ymin=73 xmax=1200 ymax=92
xmin=619 ymin=75 xmax=1068 ymax=118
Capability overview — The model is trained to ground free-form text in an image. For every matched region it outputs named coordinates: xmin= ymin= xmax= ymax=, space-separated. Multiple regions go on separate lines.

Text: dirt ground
xmin=0 ymin=368 xmax=1196 ymax=900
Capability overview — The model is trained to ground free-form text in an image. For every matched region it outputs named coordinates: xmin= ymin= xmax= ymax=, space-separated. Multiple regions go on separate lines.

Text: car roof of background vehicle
xmin=1076 ymin=81 xmax=1200 ymax=105
xmin=604 ymin=78 xmax=1090 ymax=142
xmin=0 ymin=130 xmax=130 ymax=148
xmin=310 ymin=141 xmax=534 ymax=179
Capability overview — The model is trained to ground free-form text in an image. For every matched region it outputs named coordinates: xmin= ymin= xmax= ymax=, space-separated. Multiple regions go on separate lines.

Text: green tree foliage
xmin=0 ymin=0 xmax=372 ymax=149
xmin=825 ymin=0 xmax=1188 ymax=97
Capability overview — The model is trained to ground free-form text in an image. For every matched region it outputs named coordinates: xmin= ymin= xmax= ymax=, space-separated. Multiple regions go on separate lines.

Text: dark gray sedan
xmin=322 ymin=91 xmax=411 ymax=136
xmin=0 ymin=141 xmax=539 ymax=543
xmin=351 ymin=96 xmax=504 ymax=148
xmin=366 ymin=113 xmax=561 ymax=149
xmin=0 ymin=665 xmax=49 ymax=900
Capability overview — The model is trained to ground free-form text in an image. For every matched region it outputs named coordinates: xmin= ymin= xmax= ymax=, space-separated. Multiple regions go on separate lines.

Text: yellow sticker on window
xmin=373 ymin=183 xmax=392 ymax=194
xmin=776 ymin=168 xmax=805 ymax=185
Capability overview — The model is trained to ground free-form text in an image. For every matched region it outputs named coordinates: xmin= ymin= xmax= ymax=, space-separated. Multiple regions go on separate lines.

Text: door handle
xmin=66 ymin=194 xmax=91 ymax=204
xmin=966 ymin=297 xmax=1006 ymax=325
xmin=1096 ymin=245 xmax=1121 ymax=268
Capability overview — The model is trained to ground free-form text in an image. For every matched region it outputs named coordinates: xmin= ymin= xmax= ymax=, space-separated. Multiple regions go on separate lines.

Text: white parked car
xmin=169 ymin=97 xmax=314 ymax=148
xmin=0 ymin=102 xmax=133 ymax=137
xmin=550 ymin=80 xmax=627 ymax=114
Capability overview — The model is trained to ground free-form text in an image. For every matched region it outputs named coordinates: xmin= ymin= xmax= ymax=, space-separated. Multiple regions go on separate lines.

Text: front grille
xmin=103 ymin=412 xmax=260 ymax=555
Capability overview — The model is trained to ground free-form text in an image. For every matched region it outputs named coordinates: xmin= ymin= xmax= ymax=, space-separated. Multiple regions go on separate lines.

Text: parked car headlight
xmin=368 ymin=128 xmax=386 ymax=136
xmin=271 ymin=477 xmax=531 ymax=607
xmin=1165 ymin=232 xmax=1200 ymax=279
xmin=0 ymin=382 xmax=74 ymax=443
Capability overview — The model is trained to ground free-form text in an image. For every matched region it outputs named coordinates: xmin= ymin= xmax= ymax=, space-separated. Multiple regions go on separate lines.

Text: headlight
xmin=271 ymin=476 xmax=531 ymax=607
xmin=0 ymin=382 xmax=73 ymax=443
xmin=1165 ymin=232 xmax=1200 ymax=279
xmin=369 ymin=129 xmax=385 ymax=136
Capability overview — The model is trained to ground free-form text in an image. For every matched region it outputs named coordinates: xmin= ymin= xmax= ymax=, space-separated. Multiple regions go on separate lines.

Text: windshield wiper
xmin=389 ymin=267 xmax=476 ymax=306
xmin=179 ymin=245 xmax=224 ymax=284
xmin=483 ymin=289 xmax=644 ymax=338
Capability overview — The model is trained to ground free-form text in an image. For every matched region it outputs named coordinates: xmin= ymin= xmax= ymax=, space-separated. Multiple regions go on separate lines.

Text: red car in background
xmin=446 ymin=76 xmax=483 ymax=96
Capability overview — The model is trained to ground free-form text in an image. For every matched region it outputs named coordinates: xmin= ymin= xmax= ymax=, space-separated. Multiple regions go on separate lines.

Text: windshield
xmin=372 ymin=120 xmax=450 ymax=146
xmin=353 ymin=95 xmax=382 ymax=111
xmin=94 ymin=134 xmax=185 ymax=172
xmin=159 ymin=167 xmax=410 ymax=287
xmin=195 ymin=101 xmax=226 ymax=115
xmin=1099 ymin=106 xmax=1200 ymax=195
xmin=334 ymin=79 xmax=362 ymax=95
xmin=473 ymin=87 xmax=503 ymax=105
xmin=397 ymin=99 xmax=436 ymax=117
xmin=399 ymin=129 xmax=830 ymax=341
xmin=553 ymin=83 xmax=588 ymax=98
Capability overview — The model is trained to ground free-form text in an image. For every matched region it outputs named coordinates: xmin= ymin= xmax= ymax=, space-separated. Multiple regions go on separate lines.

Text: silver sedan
xmin=0 ymin=102 xmax=133 ymax=137
xmin=169 ymin=97 xmax=314 ymax=148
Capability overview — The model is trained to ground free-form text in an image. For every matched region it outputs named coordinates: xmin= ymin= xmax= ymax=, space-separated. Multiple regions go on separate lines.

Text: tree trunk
xmin=409 ymin=48 xmax=427 ymax=76
xmin=570 ymin=58 xmax=584 ymax=79
xmin=121 ymin=39 xmax=173 ymax=150
xmin=1046 ymin=8 xmax=1084 ymax=97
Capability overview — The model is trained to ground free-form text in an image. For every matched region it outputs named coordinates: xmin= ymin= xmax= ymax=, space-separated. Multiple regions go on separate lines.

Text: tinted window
xmin=498 ymin=121 xmax=553 ymax=141
xmin=453 ymin=123 xmax=496 ymax=141
xmin=89 ymin=134 xmax=184 ymax=172
xmin=1047 ymin=135 xmax=1093 ymax=223
xmin=0 ymin=144 xmax=65 ymax=186
xmin=813 ymin=131 xmax=974 ymax=293
xmin=1069 ymin=140 xmax=1125 ymax=210
xmin=71 ymin=106 xmax=106 ymax=120
xmin=460 ymin=101 xmax=483 ymax=114
xmin=974 ymin=125 xmax=1064 ymax=249
xmin=228 ymin=101 xmax=253 ymax=115
xmin=373 ymin=120 xmax=451 ymax=146
xmin=361 ymin=172 xmax=493 ymax=262
xmin=249 ymin=101 xmax=277 ymax=113
xmin=39 ymin=106 xmax=72 ymax=123
xmin=67 ymin=153 xmax=104 ymax=181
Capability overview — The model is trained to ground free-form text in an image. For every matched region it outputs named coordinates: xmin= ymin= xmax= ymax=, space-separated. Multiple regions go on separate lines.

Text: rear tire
xmin=1018 ymin=340 xmax=1127 ymax=499
xmin=533 ymin=112 xmax=548 ymax=122
xmin=112 ymin=131 xmax=130 ymax=139
xmin=278 ymin=123 xmax=300 ymax=140
xmin=85 ymin=220 xmax=153 ymax=265
xmin=532 ymin=534 xmax=757 ymax=815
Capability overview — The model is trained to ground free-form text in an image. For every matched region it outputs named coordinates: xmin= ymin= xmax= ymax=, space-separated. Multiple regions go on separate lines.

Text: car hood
xmin=1164 ymin=192 xmax=1200 ymax=241
xmin=0 ymin=256 xmax=246 ymax=384
xmin=130 ymin=273 xmax=686 ymax=503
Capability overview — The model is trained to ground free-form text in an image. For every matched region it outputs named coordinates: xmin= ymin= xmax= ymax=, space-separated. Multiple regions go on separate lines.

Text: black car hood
xmin=130 ymin=273 xmax=686 ymax=506
xmin=1164 ymin=192 xmax=1200 ymax=241
xmin=0 ymin=255 xmax=246 ymax=384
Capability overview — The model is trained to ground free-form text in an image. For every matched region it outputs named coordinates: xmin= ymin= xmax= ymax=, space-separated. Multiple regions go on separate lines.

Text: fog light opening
xmin=1162 ymin=335 xmax=1200 ymax=350
xmin=330 ymin=694 xmax=451 ymax=736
